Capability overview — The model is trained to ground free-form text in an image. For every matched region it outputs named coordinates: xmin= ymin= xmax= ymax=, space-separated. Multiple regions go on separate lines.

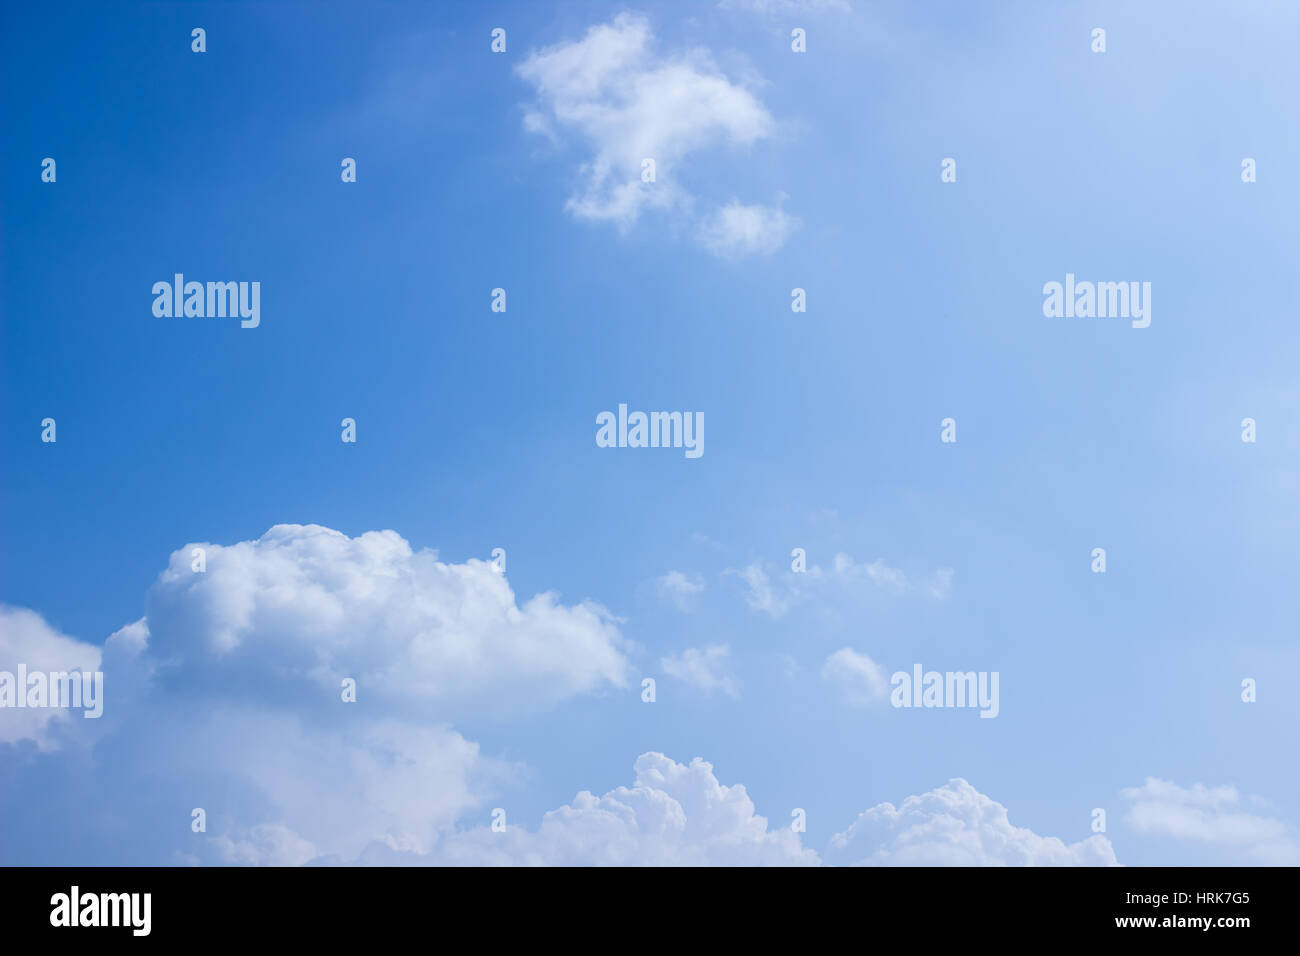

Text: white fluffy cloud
xmin=124 ymin=523 xmax=631 ymax=862
xmin=517 ymin=13 xmax=793 ymax=257
xmin=2 ymin=588 xmax=1130 ymax=867
xmin=661 ymin=644 xmax=739 ymax=698
xmin=828 ymin=778 xmax=1119 ymax=866
xmin=821 ymin=647 xmax=888 ymax=705
xmin=0 ymin=525 xmax=635 ymax=864
xmin=14 ymin=527 xmax=1230 ymax=869
xmin=409 ymin=765 xmax=1123 ymax=868
xmin=1121 ymin=778 xmax=1300 ymax=864
xmin=417 ymin=752 xmax=816 ymax=866
xmin=0 ymin=605 xmax=103 ymax=749
xmin=143 ymin=524 xmax=629 ymax=719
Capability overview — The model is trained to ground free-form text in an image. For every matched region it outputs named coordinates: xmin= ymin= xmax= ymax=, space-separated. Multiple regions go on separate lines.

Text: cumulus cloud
xmin=820 ymin=648 xmax=888 ymax=705
xmin=144 ymin=524 xmax=629 ymax=718
xmin=0 ymin=586 xmax=1126 ymax=868
xmin=0 ymin=605 xmax=103 ymax=749
xmin=1121 ymin=778 xmax=1300 ymax=864
xmin=517 ymin=13 xmax=793 ymax=258
xmin=828 ymin=778 xmax=1119 ymax=866
xmin=415 ymin=753 xmax=816 ymax=866
xmin=661 ymin=645 xmax=739 ymax=698
xmin=0 ymin=525 xmax=632 ymax=865
xmin=654 ymin=570 xmax=706 ymax=611
xmin=128 ymin=523 xmax=633 ymax=861
xmin=1 ymin=527 xmax=1177 ymax=869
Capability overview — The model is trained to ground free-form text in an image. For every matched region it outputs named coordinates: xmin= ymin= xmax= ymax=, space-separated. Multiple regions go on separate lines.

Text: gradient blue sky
xmin=2 ymin=0 xmax=1298 ymax=865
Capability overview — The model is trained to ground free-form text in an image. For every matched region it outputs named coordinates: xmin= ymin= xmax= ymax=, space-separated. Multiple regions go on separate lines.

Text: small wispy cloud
xmin=820 ymin=647 xmax=889 ymax=706
xmin=725 ymin=552 xmax=942 ymax=618
xmin=661 ymin=644 xmax=740 ymax=698
xmin=726 ymin=562 xmax=798 ymax=618
xmin=697 ymin=198 xmax=801 ymax=260
xmin=654 ymin=570 xmax=706 ymax=612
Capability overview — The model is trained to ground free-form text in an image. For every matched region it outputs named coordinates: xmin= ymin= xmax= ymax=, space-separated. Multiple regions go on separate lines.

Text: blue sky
xmin=2 ymin=0 xmax=1299 ymax=865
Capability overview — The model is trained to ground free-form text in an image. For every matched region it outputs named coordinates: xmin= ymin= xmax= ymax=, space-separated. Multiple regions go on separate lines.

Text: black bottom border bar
xmin=0 ymin=865 xmax=1284 ymax=942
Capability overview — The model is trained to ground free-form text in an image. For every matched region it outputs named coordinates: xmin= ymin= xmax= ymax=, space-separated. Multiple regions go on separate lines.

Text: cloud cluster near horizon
xmin=0 ymin=523 xmax=1285 ymax=867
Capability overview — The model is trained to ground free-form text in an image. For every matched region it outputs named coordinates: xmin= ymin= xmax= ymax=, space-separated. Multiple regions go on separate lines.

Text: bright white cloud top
xmin=422 ymin=753 xmax=817 ymax=866
xmin=142 ymin=524 xmax=629 ymax=718
xmin=827 ymin=778 xmax=1119 ymax=866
